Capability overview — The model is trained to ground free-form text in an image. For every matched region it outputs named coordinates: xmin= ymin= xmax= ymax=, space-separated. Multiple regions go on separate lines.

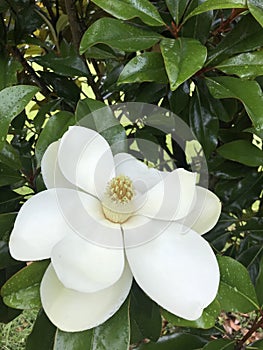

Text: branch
xmin=236 ymin=315 xmax=263 ymax=350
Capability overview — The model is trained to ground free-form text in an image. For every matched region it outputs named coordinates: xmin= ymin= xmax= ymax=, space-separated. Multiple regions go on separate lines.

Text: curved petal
xmin=58 ymin=126 xmax=115 ymax=197
xmin=41 ymin=141 xmax=75 ymax=189
xmin=125 ymin=222 xmax=219 ymax=320
xmin=114 ymin=153 xmax=165 ymax=193
xmin=137 ymin=168 xmax=197 ymax=221
xmin=40 ymin=263 xmax=133 ymax=332
xmin=178 ymin=187 xmax=221 ymax=235
xmin=9 ymin=189 xmax=76 ymax=261
xmin=51 ymin=234 xmax=125 ymax=293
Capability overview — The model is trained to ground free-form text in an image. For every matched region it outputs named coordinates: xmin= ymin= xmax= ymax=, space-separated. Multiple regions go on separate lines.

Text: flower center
xmin=102 ymin=175 xmax=135 ymax=224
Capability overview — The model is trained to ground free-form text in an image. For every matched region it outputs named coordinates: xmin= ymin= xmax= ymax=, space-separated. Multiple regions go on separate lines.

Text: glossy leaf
xmin=0 ymin=56 xmax=22 ymax=91
xmin=91 ymin=0 xmax=164 ymax=26
xmin=207 ymin=14 xmax=263 ymax=66
xmin=1 ymin=260 xmax=50 ymax=309
xmin=135 ymin=333 xmax=207 ymax=349
xmin=202 ymin=339 xmax=235 ymax=350
xmin=162 ymin=298 xmax=221 ymax=329
xmin=35 ymin=111 xmax=75 ymax=165
xmin=216 ymin=50 xmax=263 ymax=78
xmin=206 ymin=76 xmax=263 ymax=132
xmin=118 ymin=52 xmax=168 ymax=84
xmin=53 ymin=330 xmax=93 ymax=350
xmin=80 ymin=18 xmax=162 ymax=54
xmin=0 ymin=162 xmax=23 ymax=187
xmin=185 ymin=0 xmax=246 ymax=22
xmin=26 ymin=309 xmax=56 ymax=350
xmin=217 ymin=140 xmax=263 ymax=167
xmin=0 ymin=142 xmax=22 ymax=170
xmin=130 ymin=284 xmax=162 ymax=343
xmin=217 ymin=255 xmax=259 ymax=313
xmin=248 ymin=0 xmax=263 ymax=27
xmin=189 ymin=82 xmax=219 ymax=157
xmin=0 ymin=241 xmax=20 ymax=269
xmin=0 ymin=213 xmax=17 ymax=241
xmin=0 ymin=85 xmax=38 ymax=151
xmin=256 ymin=256 xmax=263 ymax=306
xmin=165 ymin=0 xmax=189 ymax=24
xmin=160 ymin=37 xmax=207 ymax=90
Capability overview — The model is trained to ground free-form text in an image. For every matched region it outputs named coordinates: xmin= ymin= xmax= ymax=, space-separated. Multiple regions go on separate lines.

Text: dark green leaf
xmin=91 ymin=0 xmax=164 ymax=26
xmin=26 ymin=309 xmax=56 ymax=350
xmin=136 ymin=333 xmax=207 ymax=349
xmin=0 ymin=190 xmax=21 ymax=214
xmin=130 ymin=284 xmax=162 ymax=343
xmin=256 ymin=256 xmax=263 ymax=306
xmin=207 ymin=14 xmax=263 ymax=66
xmin=248 ymin=0 xmax=263 ymax=27
xmin=0 ymin=141 xmax=22 ymax=169
xmin=0 ymin=56 xmax=22 ymax=91
xmin=0 ymin=85 xmax=38 ymax=151
xmin=0 ymin=241 xmax=20 ymax=269
xmin=160 ymin=37 xmax=207 ymax=90
xmin=216 ymin=50 xmax=263 ymax=78
xmin=162 ymin=298 xmax=221 ymax=329
xmin=165 ymin=0 xmax=189 ymax=24
xmin=118 ymin=52 xmax=168 ymax=84
xmin=184 ymin=0 xmax=246 ymax=23
xmin=80 ymin=18 xmax=162 ymax=54
xmin=0 ymin=162 xmax=23 ymax=186
xmin=53 ymin=329 xmax=93 ymax=350
xmin=249 ymin=339 xmax=263 ymax=349
xmin=202 ymin=338 xmax=235 ymax=350
xmin=1 ymin=260 xmax=50 ymax=309
xmin=0 ymin=213 xmax=17 ymax=241
xmin=217 ymin=255 xmax=259 ymax=313
xmin=35 ymin=111 xmax=75 ymax=165
xmin=217 ymin=140 xmax=263 ymax=167
xmin=206 ymin=76 xmax=263 ymax=132
xmin=189 ymin=82 xmax=219 ymax=156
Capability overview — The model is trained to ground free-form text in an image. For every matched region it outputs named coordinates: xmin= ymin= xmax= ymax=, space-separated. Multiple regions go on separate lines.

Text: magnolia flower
xmin=9 ymin=126 xmax=221 ymax=332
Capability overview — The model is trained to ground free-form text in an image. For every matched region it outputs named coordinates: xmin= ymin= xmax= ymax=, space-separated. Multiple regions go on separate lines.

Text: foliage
xmin=0 ymin=0 xmax=262 ymax=349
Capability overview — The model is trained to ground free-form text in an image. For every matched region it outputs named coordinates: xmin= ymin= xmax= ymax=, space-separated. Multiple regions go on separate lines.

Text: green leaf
xmin=0 ymin=162 xmax=23 ymax=187
xmin=162 ymin=298 xmax=221 ymax=329
xmin=165 ymin=0 xmax=189 ymax=24
xmin=136 ymin=333 xmax=207 ymax=349
xmin=130 ymin=284 xmax=162 ymax=343
xmin=249 ymin=339 xmax=263 ymax=349
xmin=0 ymin=142 xmax=22 ymax=170
xmin=248 ymin=0 xmax=263 ymax=27
xmin=256 ymin=256 xmax=263 ymax=306
xmin=0 ymin=213 xmax=17 ymax=241
xmin=76 ymin=98 xmax=127 ymax=153
xmin=35 ymin=111 xmax=75 ymax=165
xmin=206 ymin=76 xmax=263 ymax=132
xmin=202 ymin=339 xmax=235 ymax=350
xmin=217 ymin=140 xmax=263 ymax=167
xmin=0 ymin=85 xmax=38 ymax=151
xmin=80 ymin=18 xmax=162 ymax=54
xmin=53 ymin=330 xmax=93 ymax=350
xmin=160 ymin=37 xmax=207 ymax=91
xmin=118 ymin=52 xmax=168 ymax=84
xmin=1 ymin=260 xmax=50 ymax=309
xmin=207 ymin=14 xmax=263 ymax=66
xmin=0 ymin=241 xmax=20 ymax=269
xmin=0 ymin=56 xmax=23 ymax=91
xmin=185 ymin=0 xmax=246 ymax=22
xmin=217 ymin=255 xmax=259 ymax=313
xmin=26 ymin=309 xmax=57 ymax=350
xmin=189 ymin=82 xmax=219 ymax=157
xmin=91 ymin=0 xmax=164 ymax=26
xmin=216 ymin=50 xmax=263 ymax=78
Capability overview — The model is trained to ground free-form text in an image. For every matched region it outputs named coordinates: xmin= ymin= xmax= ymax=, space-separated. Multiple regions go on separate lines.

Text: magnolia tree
xmin=0 ymin=0 xmax=263 ymax=349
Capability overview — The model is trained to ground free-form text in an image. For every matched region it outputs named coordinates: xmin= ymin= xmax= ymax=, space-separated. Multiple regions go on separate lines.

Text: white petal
xmin=125 ymin=222 xmax=219 ymax=320
xmin=40 ymin=263 xmax=133 ymax=332
xmin=114 ymin=153 xmax=165 ymax=193
xmin=58 ymin=126 xmax=115 ymax=197
xmin=41 ymin=141 xmax=75 ymax=189
xmin=57 ymin=188 xmax=123 ymax=248
xmin=9 ymin=189 xmax=76 ymax=261
xmin=51 ymin=234 xmax=125 ymax=293
xmin=138 ymin=168 xmax=197 ymax=221
xmin=178 ymin=187 xmax=221 ymax=235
